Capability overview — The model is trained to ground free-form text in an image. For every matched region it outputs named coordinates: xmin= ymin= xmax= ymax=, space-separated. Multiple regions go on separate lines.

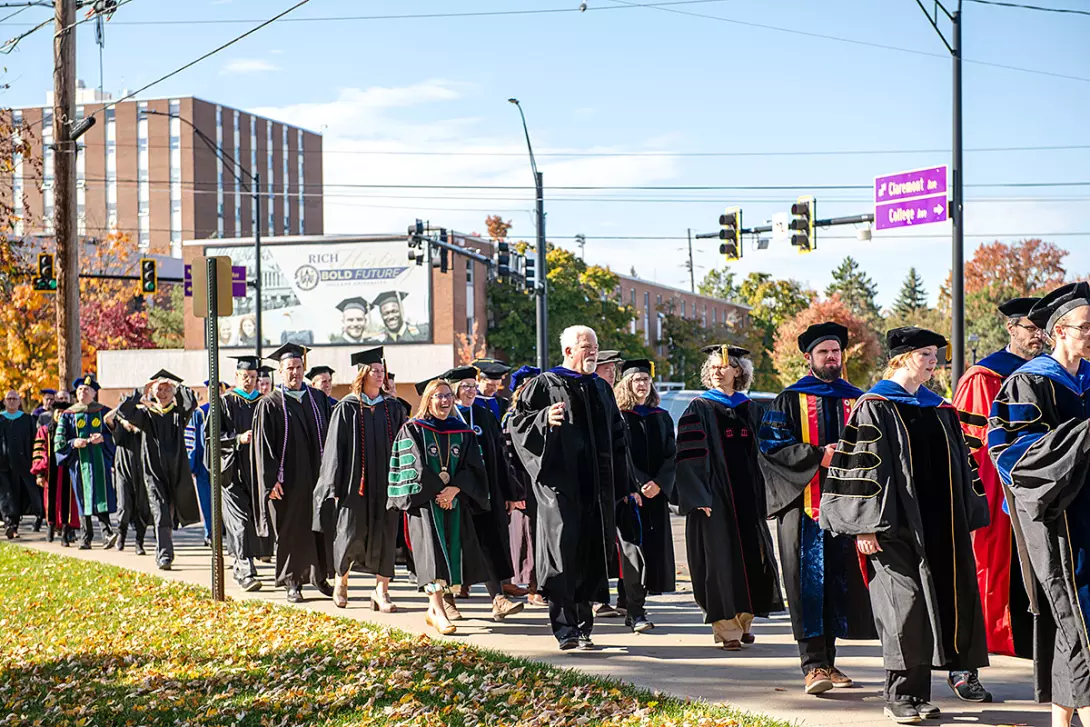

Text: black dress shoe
xmin=313 ymin=580 xmax=335 ymax=598
xmin=33 ymin=518 xmax=42 ymax=532
xmin=912 ymin=700 xmax=940 ymax=719
xmin=47 ymin=528 xmax=55 ymax=543
xmin=157 ymin=561 xmax=172 ymax=571
xmin=286 ymin=587 xmax=303 ymax=603
xmin=78 ymin=543 xmax=92 ymax=550
xmin=883 ymin=701 xmax=921 ymax=724
xmin=135 ymin=543 xmax=147 ymax=556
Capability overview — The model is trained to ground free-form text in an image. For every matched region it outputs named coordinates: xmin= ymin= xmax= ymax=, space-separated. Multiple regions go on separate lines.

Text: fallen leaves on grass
xmin=0 ymin=545 xmax=786 ymax=727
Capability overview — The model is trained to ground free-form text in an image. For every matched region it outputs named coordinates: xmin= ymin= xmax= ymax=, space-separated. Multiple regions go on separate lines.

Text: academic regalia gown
xmin=117 ymin=388 xmax=201 ymax=527
xmin=508 ymin=368 xmax=630 ymax=606
xmin=31 ymin=415 xmax=80 ymax=530
xmin=621 ymin=404 xmax=677 ymax=594
xmin=822 ymin=380 xmax=990 ymax=673
xmin=109 ymin=419 xmax=151 ymax=535
xmin=954 ymin=348 xmax=1035 ymax=658
xmin=252 ymin=385 xmax=334 ymax=587
xmin=185 ymin=405 xmax=215 ymax=538
xmin=458 ymin=402 xmax=516 ymax=584
xmin=313 ymin=393 xmax=405 ymax=578
xmin=475 ymin=394 xmax=510 ymax=423
xmin=0 ymin=411 xmax=40 ymax=526
xmin=758 ymin=377 xmax=875 ymax=642
xmin=54 ymin=404 xmax=116 ymax=517
xmin=675 ymin=391 xmax=783 ymax=625
xmin=387 ymin=416 xmax=491 ymax=589
xmin=989 ymin=355 xmax=1090 ymax=706
xmin=503 ymin=408 xmax=535 ymax=585
xmin=217 ymin=389 xmax=269 ymax=561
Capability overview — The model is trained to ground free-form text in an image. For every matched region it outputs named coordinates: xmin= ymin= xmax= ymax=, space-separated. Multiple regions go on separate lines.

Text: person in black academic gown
xmin=614 ymin=358 xmax=677 ymax=633
xmin=214 ymin=356 xmax=266 ymax=591
xmin=822 ymin=327 xmax=989 ymax=725
xmin=509 ymin=325 xmax=632 ymax=651
xmin=117 ymin=370 xmax=200 ymax=569
xmin=989 ymin=283 xmax=1090 ymax=726
xmin=473 ymin=358 xmax=512 ymax=422
xmin=0 ymin=389 xmax=41 ymax=539
xmin=314 ymin=347 xmax=406 ymax=611
xmin=447 ymin=365 xmax=525 ymax=622
xmin=307 ymin=365 xmax=337 ymax=405
xmin=257 ymin=366 xmax=274 ymax=396
xmin=104 ymin=401 xmax=150 ymax=555
xmin=675 ymin=344 xmax=782 ymax=651
xmin=758 ymin=322 xmax=874 ymax=694
xmin=252 ymin=343 xmax=336 ymax=603
xmin=387 ymin=378 xmax=491 ymax=636
xmin=504 ymin=365 xmax=543 ymax=605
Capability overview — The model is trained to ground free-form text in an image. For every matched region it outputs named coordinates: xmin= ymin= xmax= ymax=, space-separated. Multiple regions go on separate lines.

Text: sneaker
xmin=442 ymin=593 xmax=464 ymax=621
xmin=78 ymin=542 xmax=92 ymax=550
xmin=104 ymin=532 xmax=119 ymax=550
xmin=948 ymin=671 xmax=992 ymax=703
xmin=883 ymin=701 xmax=922 ymax=724
xmin=558 ymin=637 xmax=580 ymax=651
xmin=631 ymin=617 xmax=655 ymax=633
xmin=828 ymin=666 xmax=855 ymax=688
xmin=286 ymin=587 xmax=303 ymax=603
xmin=741 ymin=632 xmax=756 ymax=645
xmin=134 ymin=542 xmax=146 ymax=556
xmin=912 ymin=700 xmax=941 ymax=719
xmin=237 ymin=574 xmax=262 ymax=592
xmin=491 ymin=595 xmax=525 ymax=622
xmin=157 ymin=561 xmax=172 ymax=571
xmin=577 ymin=635 xmax=595 ymax=650
xmin=804 ymin=667 xmax=834 ymax=695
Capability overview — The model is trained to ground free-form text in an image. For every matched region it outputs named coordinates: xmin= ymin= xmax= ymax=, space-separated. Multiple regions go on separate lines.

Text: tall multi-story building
xmin=5 ymin=85 xmax=323 ymax=256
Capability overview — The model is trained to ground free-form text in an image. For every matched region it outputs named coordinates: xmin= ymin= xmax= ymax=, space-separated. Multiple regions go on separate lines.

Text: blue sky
xmin=3 ymin=0 xmax=1088 ymax=308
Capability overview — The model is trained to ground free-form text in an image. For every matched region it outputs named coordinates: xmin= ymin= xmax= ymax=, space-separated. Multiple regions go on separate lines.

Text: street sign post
xmin=190 ymin=256 xmax=234 ymax=318
xmin=874 ymin=165 xmax=949 ymax=231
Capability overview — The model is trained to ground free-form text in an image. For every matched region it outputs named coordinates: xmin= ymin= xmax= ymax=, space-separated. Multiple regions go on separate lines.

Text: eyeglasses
xmin=1060 ymin=323 xmax=1090 ymax=336
xmin=1011 ymin=322 xmax=1044 ymax=336
xmin=434 ymin=393 xmax=455 ymax=401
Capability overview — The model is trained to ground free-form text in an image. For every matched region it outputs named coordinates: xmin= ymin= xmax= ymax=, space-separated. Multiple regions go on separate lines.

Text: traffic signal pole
xmin=53 ymin=0 xmax=80 ymax=386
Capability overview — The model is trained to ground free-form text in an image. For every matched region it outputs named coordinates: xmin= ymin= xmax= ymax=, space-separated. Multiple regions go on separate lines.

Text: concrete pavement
xmin=11 ymin=518 xmax=1046 ymax=727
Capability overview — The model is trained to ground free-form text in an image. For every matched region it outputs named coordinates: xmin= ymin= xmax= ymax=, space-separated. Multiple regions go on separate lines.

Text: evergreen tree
xmin=825 ymin=256 xmax=880 ymax=320
xmin=893 ymin=267 xmax=929 ymax=315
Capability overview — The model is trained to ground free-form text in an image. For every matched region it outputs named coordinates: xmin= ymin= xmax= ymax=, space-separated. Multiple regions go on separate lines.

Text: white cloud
xmin=221 ymin=58 xmax=279 ymax=75
xmin=251 ymin=83 xmax=682 ymax=239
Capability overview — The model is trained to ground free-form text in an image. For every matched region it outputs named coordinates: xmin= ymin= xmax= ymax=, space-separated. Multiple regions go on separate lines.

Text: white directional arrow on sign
xmin=933 ymin=203 xmax=944 ymax=215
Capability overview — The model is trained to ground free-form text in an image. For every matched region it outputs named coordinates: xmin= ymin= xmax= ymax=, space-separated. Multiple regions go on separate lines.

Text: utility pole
xmin=253 ymin=172 xmax=263 ymax=359
xmin=53 ymin=0 xmax=80 ymax=386
xmin=687 ymin=228 xmax=695 ymax=293
xmin=535 ymin=170 xmax=548 ymax=370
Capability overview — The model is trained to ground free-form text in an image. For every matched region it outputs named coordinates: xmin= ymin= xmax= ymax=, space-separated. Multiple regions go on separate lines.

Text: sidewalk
xmin=12 ymin=522 xmax=1047 ymax=727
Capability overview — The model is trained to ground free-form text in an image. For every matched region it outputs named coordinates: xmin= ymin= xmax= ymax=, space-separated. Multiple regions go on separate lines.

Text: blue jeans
xmin=193 ymin=473 xmax=212 ymax=539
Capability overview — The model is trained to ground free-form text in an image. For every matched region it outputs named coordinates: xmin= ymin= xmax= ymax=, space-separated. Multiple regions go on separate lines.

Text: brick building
xmin=5 ymin=85 xmax=322 ymax=257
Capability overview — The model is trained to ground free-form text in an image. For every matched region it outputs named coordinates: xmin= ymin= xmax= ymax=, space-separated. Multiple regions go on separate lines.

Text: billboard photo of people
xmin=207 ymin=241 xmax=431 ymax=347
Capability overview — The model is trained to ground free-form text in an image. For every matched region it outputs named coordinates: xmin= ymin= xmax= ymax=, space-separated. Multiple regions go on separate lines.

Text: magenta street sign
xmin=185 ymin=264 xmax=248 ymax=297
xmin=875 ymin=165 xmax=947 ymax=203
xmin=875 ymin=193 xmax=949 ymax=231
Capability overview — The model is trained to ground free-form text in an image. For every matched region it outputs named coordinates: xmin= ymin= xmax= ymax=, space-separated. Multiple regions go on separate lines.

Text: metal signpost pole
xmin=205 ymin=257 xmax=225 ymax=602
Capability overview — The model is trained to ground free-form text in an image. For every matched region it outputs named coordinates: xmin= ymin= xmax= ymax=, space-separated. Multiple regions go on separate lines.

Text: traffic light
xmin=790 ymin=196 xmax=816 ymax=253
xmin=718 ymin=207 xmax=742 ymax=261
xmin=33 ymin=253 xmax=57 ymax=293
xmin=523 ymin=256 xmax=536 ymax=293
xmin=407 ymin=219 xmax=424 ymax=262
xmin=497 ymin=241 xmax=511 ymax=279
xmin=438 ymin=228 xmax=449 ymax=274
xmin=139 ymin=258 xmax=158 ymax=295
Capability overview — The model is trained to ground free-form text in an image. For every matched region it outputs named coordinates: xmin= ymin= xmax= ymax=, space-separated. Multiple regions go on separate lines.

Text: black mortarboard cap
xmin=372 ymin=290 xmax=408 ymax=308
xmin=798 ymin=322 xmax=849 ymax=353
xmin=621 ymin=359 xmax=655 ymax=378
xmin=257 ymin=365 xmax=274 ymax=377
xmin=335 ymin=296 xmax=370 ymax=314
xmin=266 ymin=343 xmax=307 ymax=362
xmin=1028 ymin=282 xmax=1090 ymax=330
xmin=71 ymin=374 xmax=100 ymax=391
xmin=597 ymin=349 xmax=623 ymax=365
xmin=887 ymin=327 xmax=948 ymax=357
xmin=350 ymin=347 xmax=384 ymax=367
xmin=149 ymin=369 xmax=183 ymax=384
xmin=306 ymin=365 xmax=335 ymax=380
xmin=997 ymin=297 xmax=1040 ymax=318
xmin=442 ymin=366 xmax=479 ymax=382
xmin=203 ymin=379 xmax=228 ymax=388
xmin=230 ymin=355 xmax=262 ymax=371
xmin=51 ymin=400 xmax=71 ymax=412
xmin=415 ymin=376 xmax=439 ymax=397
xmin=472 ymin=358 xmax=511 ymax=379
xmin=700 ymin=344 xmax=750 ymax=358
xmin=40 ymin=388 xmax=56 ymax=395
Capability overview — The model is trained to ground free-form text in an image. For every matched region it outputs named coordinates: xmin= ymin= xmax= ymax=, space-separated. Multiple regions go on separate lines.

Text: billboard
xmin=206 ymin=241 xmax=431 ymax=347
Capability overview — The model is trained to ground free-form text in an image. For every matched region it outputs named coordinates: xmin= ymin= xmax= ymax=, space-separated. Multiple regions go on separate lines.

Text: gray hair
xmin=560 ymin=325 xmax=597 ymax=353
xmin=700 ymin=352 xmax=754 ymax=392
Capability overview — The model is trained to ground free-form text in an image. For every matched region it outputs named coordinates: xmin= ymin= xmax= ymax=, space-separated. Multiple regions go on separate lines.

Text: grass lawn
xmin=0 ymin=544 xmax=793 ymax=727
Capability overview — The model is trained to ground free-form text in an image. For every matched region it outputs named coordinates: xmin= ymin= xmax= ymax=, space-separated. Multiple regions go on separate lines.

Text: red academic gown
xmin=32 ymin=419 xmax=80 ymax=530
xmin=953 ymin=349 xmax=1031 ymax=657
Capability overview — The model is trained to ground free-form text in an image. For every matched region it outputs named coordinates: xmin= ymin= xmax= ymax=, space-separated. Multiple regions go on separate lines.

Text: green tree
xmin=697 ymin=268 xmax=740 ymax=302
xmin=488 ymin=244 xmax=649 ymax=367
xmin=892 ymin=267 xmax=928 ymax=316
xmin=148 ymin=284 xmax=185 ymax=349
xmin=658 ymin=299 xmax=763 ymax=389
xmin=825 ymin=256 xmax=880 ymax=321
xmin=732 ymin=272 xmax=814 ymax=391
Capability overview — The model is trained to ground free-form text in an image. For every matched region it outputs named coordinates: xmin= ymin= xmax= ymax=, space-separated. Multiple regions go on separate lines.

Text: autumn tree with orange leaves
xmin=772 ymin=295 xmax=883 ymax=388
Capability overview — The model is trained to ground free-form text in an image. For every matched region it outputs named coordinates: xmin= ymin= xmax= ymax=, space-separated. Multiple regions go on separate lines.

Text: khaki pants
xmin=712 ymin=613 xmax=754 ymax=644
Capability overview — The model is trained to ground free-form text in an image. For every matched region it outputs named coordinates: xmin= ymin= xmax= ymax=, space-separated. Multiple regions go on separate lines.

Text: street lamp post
xmin=142 ymin=109 xmax=263 ymax=359
xmin=508 ymin=98 xmax=548 ymax=370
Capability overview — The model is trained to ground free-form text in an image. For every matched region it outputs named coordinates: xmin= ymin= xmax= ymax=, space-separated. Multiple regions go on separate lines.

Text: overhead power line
xmin=964 ymin=0 xmax=1090 ymax=16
